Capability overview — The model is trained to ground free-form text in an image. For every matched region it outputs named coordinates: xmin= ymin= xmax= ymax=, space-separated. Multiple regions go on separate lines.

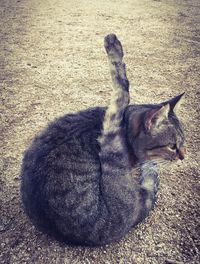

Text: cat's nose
xmin=177 ymin=147 xmax=186 ymax=160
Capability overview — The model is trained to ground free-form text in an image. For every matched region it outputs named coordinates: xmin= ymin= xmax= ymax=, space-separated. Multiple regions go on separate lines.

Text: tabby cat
xmin=20 ymin=34 xmax=185 ymax=246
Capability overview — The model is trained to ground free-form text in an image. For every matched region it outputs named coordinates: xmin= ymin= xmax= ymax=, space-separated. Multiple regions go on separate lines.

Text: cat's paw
xmin=104 ymin=34 xmax=124 ymax=62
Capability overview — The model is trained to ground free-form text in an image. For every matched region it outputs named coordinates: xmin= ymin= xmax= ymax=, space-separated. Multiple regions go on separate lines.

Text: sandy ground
xmin=0 ymin=0 xmax=200 ymax=263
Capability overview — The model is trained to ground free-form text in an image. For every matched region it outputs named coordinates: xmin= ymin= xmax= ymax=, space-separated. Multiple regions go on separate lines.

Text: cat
xmin=20 ymin=34 xmax=185 ymax=246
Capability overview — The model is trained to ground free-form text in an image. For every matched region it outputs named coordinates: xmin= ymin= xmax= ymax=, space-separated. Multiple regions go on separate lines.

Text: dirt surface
xmin=0 ymin=0 xmax=199 ymax=263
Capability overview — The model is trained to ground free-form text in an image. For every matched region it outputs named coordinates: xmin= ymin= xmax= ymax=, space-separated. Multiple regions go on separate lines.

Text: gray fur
xmin=20 ymin=34 xmax=185 ymax=246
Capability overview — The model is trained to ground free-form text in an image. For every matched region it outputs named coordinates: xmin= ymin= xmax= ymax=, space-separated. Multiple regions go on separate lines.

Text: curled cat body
xmin=21 ymin=34 xmax=185 ymax=246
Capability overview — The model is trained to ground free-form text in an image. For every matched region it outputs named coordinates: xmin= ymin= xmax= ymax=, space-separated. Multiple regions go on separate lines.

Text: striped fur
xmin=101 ymin=34 xmax=129 ymax=135
xmin=20 ymin=34 xmax=185 ymax=246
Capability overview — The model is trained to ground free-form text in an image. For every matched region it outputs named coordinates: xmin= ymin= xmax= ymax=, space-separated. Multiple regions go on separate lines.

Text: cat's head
xmin=126 ymin=93 xmax=186 ymax=163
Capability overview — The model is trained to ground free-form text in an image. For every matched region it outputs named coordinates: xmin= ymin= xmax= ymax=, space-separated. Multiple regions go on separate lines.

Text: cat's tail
xmin=103 ymin=34 xmax=130 ymax=134
xmin=104 ymin=34 xmax=129 ymax=93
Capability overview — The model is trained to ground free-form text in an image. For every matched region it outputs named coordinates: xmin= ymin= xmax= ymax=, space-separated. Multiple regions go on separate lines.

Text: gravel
xmin=1 ymin=0 xmax=199 ymax=263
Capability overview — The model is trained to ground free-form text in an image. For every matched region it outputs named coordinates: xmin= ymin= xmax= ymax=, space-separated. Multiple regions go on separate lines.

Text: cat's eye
xmin=169 ymin=144 xmax=177 ymax=150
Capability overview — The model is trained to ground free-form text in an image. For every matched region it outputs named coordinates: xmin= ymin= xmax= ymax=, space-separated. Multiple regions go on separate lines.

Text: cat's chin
xmin=157 ymin=157 xmax=184 ymax=167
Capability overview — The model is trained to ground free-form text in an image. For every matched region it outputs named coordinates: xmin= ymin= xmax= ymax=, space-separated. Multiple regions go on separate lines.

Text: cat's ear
xmin=164 ymin=92 xmax=185 ymax=115
xmin=145 ymin=104 xmax=170 ymax=131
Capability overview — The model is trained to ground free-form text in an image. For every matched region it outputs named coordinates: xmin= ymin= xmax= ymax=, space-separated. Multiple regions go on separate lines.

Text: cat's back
xmin=22 ymin=106 xmax=105 ymax=166
xmin=20 ymin=107 xmax=105 ymax=241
